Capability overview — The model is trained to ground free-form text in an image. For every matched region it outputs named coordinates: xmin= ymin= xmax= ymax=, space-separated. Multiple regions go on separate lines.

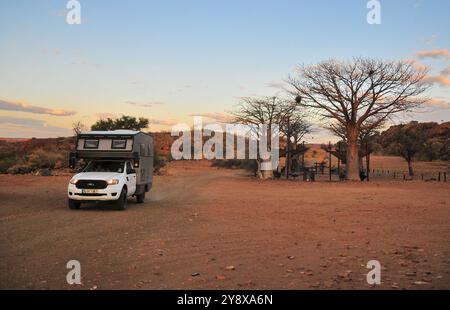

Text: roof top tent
xmin=70 ymin=130 xmax=154 ymax=194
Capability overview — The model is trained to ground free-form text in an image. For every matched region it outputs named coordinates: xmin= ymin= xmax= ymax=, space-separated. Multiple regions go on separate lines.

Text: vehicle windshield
xmin=83 ymin=160 xmax=124 ymax=173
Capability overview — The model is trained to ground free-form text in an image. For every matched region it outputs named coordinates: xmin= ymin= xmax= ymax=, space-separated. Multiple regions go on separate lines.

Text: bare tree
xmin=279 ymin=102 xmax=311 ymax=178
xmin=286 ymin=58 xmax=429 ymax=180
xmin=232 ymin=96 xmax=283 ymax=179
xmin=72 ymin=121 xmax=87 ymax=135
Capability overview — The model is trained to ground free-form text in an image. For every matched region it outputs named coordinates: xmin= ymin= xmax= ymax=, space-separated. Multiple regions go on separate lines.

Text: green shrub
xmin=27 ymin=148 xmax=65 ymax=169
xmin=0 ymin=157 xmax=17 ymax=174
xmin=7 ymin=163 xmax=34 ymax=175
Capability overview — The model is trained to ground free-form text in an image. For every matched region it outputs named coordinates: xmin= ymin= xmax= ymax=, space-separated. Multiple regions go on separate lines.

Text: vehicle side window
xmin=84 ymin=139 xmax=99 ymax=149
xmin=111 ymin=139 xmax=127 ymax=149
xmin=126 ymin=162 xmax=135 ymax=174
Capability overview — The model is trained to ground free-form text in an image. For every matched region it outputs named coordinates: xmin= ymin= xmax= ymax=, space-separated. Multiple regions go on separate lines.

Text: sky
xmin=0 ymin=0 xmax=449 ymax=141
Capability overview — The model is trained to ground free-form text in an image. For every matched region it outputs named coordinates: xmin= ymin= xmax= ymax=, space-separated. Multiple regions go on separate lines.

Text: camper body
xmin=67 ymin=130 xmax=153 ymax=210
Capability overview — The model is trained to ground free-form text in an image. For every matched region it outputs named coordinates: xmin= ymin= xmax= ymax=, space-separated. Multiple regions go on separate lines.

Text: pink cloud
xmin=440 ymin=67 xmax=450 ymax=76
xmin=423 ymin=75 xmax=450 ymax=87
xmin=404 ymin=59 xmax=430 ymax=71
xmin=427 ymin=98 xmax=450 ymax=108
xmin=0 ymin=99 xmax=76 ymax=116
xmin=416 ymin=49 xmax=450 ymax=59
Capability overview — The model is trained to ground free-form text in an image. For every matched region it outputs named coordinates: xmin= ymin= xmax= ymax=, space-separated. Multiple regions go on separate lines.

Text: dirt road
xmin=1 ymin=161 xmax=449 ymax=289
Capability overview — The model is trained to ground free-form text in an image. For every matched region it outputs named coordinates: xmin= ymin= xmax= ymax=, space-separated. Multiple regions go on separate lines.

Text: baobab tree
xmin=232 ymin=96 xmax=283 ymax=179
xmin=286 ymin=58 xmax=429 ymax=180
xmin=326 ymin=117 xmax=384 ymax=180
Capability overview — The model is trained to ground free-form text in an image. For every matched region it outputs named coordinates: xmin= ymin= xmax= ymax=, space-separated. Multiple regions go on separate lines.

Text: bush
xmin=27 ymin=148 xmax=64 ymax=169
xmin=153 ymin=149 xmax=167 ymax=173
xmin=212 ymin=159 xmax=257 ymax=171
xmin=0 ymin=157 xmax=17 ymax=174
xmin=7 ymin=163 xmax=34 ymax=175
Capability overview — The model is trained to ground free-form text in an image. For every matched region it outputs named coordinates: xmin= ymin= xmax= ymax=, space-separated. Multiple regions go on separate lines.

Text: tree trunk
xmin=285 ymin=140 xmax=290 ymax=179
xmin=261 ymin=159 xmax=273 ymax=179
xmin=256 ymin=159 xmax=263 ymax=179
xmin=346 ymin=126 xmax=360 ymax=181
xmin=407 ymin=159 xmax=414 ymax=176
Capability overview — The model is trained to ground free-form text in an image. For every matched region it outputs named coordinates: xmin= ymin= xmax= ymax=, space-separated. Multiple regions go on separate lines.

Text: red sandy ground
xmin=0 ymin=160 xmax=449 ymax=289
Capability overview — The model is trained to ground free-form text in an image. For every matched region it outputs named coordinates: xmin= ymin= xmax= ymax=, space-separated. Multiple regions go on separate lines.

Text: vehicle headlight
xmin=106 ymin=179 xmax=119 ymax=185
xmin=69 ymin=178 xmax=78 ymax=185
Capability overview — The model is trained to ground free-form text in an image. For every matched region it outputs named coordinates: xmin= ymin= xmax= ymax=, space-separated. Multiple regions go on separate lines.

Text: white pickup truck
xmin=68 ymin=159 xmax=138 ymax=210
xmin=68 ymin=130 xmax=153 ymax=210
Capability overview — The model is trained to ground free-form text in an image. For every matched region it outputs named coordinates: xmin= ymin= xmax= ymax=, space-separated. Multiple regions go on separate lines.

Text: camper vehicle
xmin=67 ymin=130 xmax=153 ymax=210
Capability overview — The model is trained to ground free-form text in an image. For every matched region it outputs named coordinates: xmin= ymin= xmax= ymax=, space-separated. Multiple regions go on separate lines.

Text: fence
xmin=367 ymin=169 xmax=447 ymax=182
xmin=282 ymin=166 xmax=448 ymax=183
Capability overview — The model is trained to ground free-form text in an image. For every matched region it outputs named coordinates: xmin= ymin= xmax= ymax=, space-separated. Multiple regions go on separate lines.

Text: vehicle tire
xmin=68 ymin=199 xmax=81 ymax=210
xmin=115 ymin=188 xmax=128 ymax=210
xmin=136 ymin=192 xmax=145 ymax=203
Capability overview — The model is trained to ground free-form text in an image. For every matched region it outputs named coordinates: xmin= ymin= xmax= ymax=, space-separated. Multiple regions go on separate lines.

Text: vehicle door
xmin=125 ymin=161 xmax=137 ymax=196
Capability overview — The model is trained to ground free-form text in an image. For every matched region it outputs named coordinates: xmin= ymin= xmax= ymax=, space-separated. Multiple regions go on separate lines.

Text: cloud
xmin=125 ymin=101 xmax=165 ymax=108
xmin=0 ymin=99 xmax=76 ymax=116
xmin=440 ymin=67 xmax=450 ymax=76
xmin=423 ymin=75 xmax=450 ymax=87
xmin=423 ymin=34 xmax=438 ymax=45
xmin=188 ymin=112 xmax=233 ymax=123
xmin=404 ymin=59 xmax=430 ymax=71
xmin=95 ymin=113 xmax=117 ymax=120
xmin=0 ymin=116 xmax=46 ymax=127
xmin=147 ymin=118 xmax=177 ymax=126
xmin=426 ymin=98 xmax=450 ymax=108
xmin=416 ymin=49 xmax=450 ymax=59
xmin=0 ymin=116 xmax=72 ymax=138
xmin=266 ymin=81 xmax=284 ymax=89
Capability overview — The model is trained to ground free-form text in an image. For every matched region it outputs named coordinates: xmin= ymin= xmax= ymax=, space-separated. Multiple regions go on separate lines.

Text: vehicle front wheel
xmin=68 ymin=199 xmax=81 ymax=210
xmin=115 ymin=188 xmax=128 ymax=210
xmin=136 ymin=192 xmax=145 ymax=203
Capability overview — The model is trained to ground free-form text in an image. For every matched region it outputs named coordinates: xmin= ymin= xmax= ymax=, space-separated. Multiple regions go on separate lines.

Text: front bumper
xmin=68 ymin=183 xmax=122 ymax=201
